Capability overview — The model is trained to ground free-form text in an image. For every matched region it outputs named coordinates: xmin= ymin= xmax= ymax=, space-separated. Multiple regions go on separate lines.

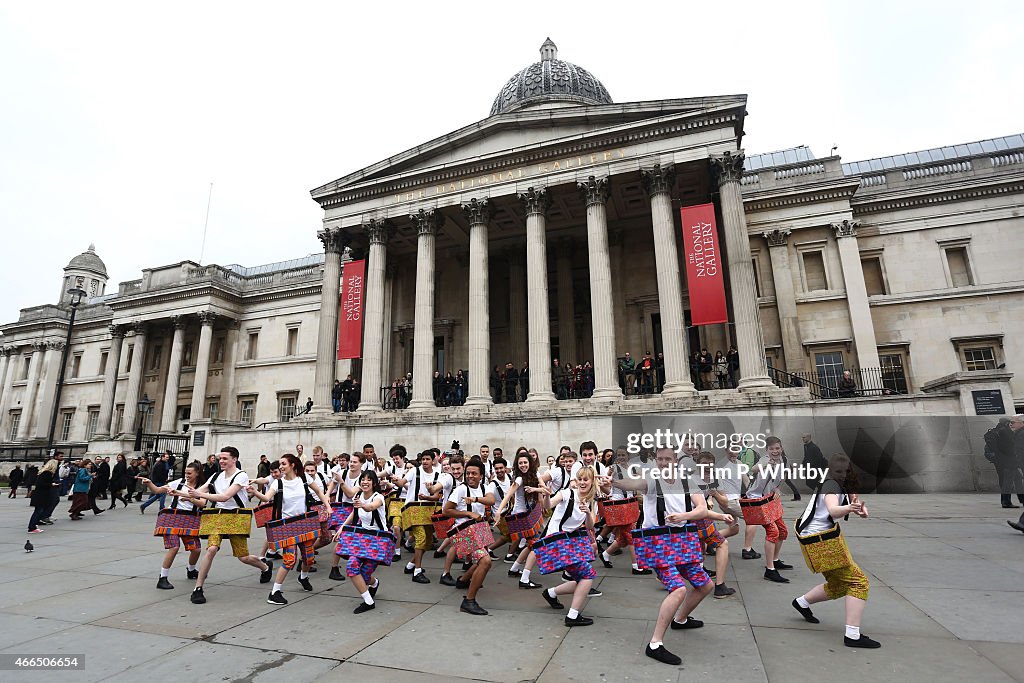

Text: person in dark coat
xmin=28 ymin=461 xmax=57 ymax=532
xmin=8 ymin=465 xmax=23 ymax=498
xmin=24 ymin=464 xmax=38 ymax=498
xmin=85 ymin=460 xmax=105 ymax=514
xmin=96 ymin=457 xmax=111 ymax=499
xmin=108 ymin=453 xmax=131 ymax=509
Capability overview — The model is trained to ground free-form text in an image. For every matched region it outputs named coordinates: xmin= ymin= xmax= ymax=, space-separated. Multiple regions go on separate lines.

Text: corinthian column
xmin=0 ymin=347 xmax=15 ymax=437
xmin=16 ymin=343 xmax=45 ymax=440
xmin=189 ymin=312 xmax=216 ymax=422
xmin=520 ymin=187 xmax=555 ymax=402
xmin=463 ymin=198 xmax=493 ymax=406
xmin=122 ymin=323 xmax=149 ymax=432
xmin=160 ymin=317 xmax=187 ymax=432
xmin=711 ymin=151 xmax=773 ymax=390
xmin=408 ymin=209 xmax=443 ymax=410
xmin=641 ymin=164 xmax=697 ymax=397
xmin=579 ymin=175 xmax=620 ymax=400
xmin=832 ymin=220 xmax=880 ymax=375
xmin=95 ymin=326 xmax=125 ymax=438
xmin=312 ymin=227 xmax=349 ymax=415
xmin=357 ymin=220 xmax=390 ymax=412
xmin=763 ymin=230 xmax=805 ymax=372
xmin=555 ymin=241 xmax=576 ymax=363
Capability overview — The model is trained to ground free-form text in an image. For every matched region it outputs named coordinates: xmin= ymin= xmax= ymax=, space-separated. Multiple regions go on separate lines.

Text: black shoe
xmin=260 ymin=560 xmax=273 ymax=584
xmin=455 ymin=577 xmax=471 ymax=590
xmin=507 ymin=568 xmax=522 ymax=577
xmin=670 ymin=617 xmax=704 ymax=630
xmin=433 ymin=550 xmax=446 ymax=558
xmin=460 ymin=598 xmax=488 ymax=616
xmin=632 ymin=567 xmax=653 ymax=575
xmin=714 ymin=584 xmax=736 ymax=598
xmin=645 ymin=643 xmax=681 ymax=665
xmin=587 ymin=587 xmax=602 ymax=597
xmin=1007 ymin=520 xmax=1024 ymax=533
xmin=267 ymin=591 xmax=287 ymax=605
xmin=704 ymin=566 xmax=716 ymax=577
xmin=764 ymin=568 xmax=790 ymax=583
xmin=187 ymin=569 xmax=199 ymax=580
xmin=519 ymin=580 xmax=542 ymax=589
xmin=793 ymin=494 xmax=802 ymax=501
xmin=600 ymin=556 xmax=613 ymax=568
xmin=774 ymin=559 xmax=794 ymax=570
xmin=404 ymin=565 xmax=414 ymax=575
xmin=488 ymin=550 xmax=498 ymax=560
xmin=742 ymin=548 xmax=761 ymax=560
xmin=156 ymin=577 xmax=174 ymax=590
xmin=844 ymin=634 xmax=881 ymax=649
xmin=369 ymin=580 xmax=379 ymax=598
xmin=265 ymin=551 xmax=283 ymax=560
xmin=354 ymin=601 xmax=376 ymax=614
xmin=461 ymin=561 xmax=472 ymax=572
xmin=307 ymin=566 xmax=317 ymax=573
xmin=298 ymin=575 xmax=313 ymax=591
xmin=392 ymin=552 xmax=402 ymax=562
xmin=139 ymin=505 xmax=145 ymax=514
xmin=561 ymin=571 xmax=572 ymax=582
xmin=190 ymin=587 xmax=206 ymax=604
xmin=564 ymin=614 xmax=593 ymax=627
xmin=1001 ymin=503 xmax=1020 ymax=509
xmin=503 ymin=553 xmax=516 ymax=563
xmin=439 ymin=573 xmax=457 ymax=586
xmin=329 ymin=567 xmax=345 ymax=581
xmin=792 ymin=598 xmax=820 ymax=623
xmin=542 ymin=589 xmax=564 ymax=610
xmin=412 ymin=572 xmax=430 ymax=584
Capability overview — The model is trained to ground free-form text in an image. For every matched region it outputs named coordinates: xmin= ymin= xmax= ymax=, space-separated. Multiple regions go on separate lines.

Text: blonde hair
xmin=40 ymin=459 xmax=59 ymax=476
xmin=575 ymin=465 xmax=598 ymax=506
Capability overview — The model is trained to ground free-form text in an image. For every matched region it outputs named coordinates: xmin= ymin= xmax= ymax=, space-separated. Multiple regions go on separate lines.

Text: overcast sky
xmin=1 ymin=0 xmax=1021 ymax=325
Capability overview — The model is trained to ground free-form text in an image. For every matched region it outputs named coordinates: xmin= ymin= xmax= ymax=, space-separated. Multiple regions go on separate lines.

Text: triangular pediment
xmin=311 ymin=95 xmax=746 ymax=202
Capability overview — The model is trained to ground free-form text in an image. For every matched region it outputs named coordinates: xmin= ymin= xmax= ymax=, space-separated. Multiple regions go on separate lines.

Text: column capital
xmin=762 ymin=229 xmax=791 ymax=247
xmin=171 ymin=315 xmax=188 ymax=330
xmin=317 ymin=227 xmax=350 ymax=255
xmin=461 ymin=197 xmax=492 ymax=226
xmin=32 ymin=340 xmax=47 ymax=352
xmin=0 ymin=346 xmax=10 ymax=358
xmin=131 ymin=322 xmax=147 ymax=336
xmin=640 ymin=163 xmax=676 ymax=197
xmin=365 ymin=218 xmax=393 ymax=245
xmin=710 ymin=151 xmax=746 ymax=187
xmin=831 ymin=219 xmax=859 ymax=239
xmin=109 ymin=324 xmax=126 ymax=338
xmin=410 ymin=208 xmax=444 ymax=236
xmin=45 ymin=340 xmax=65 ymax=351
xmin=518 ymin=186 xmax=550 ymax=216
xmin=578 ymin=175 xmax=610 ymax=207
xmin=196 ymin=310 xmax=217 ymax=326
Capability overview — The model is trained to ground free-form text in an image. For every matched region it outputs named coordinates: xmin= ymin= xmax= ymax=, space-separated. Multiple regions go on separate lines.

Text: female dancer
xmin=494 ymin=451 xmax=543 ymax=589
xmin=792 ymin=453 xmax=879 ymax=648
xmin=327 ymin=453 xmax=367 ymax=580
xmin=138 ymin=460 xmax=205 ymax=589
xmin=247 ymin=453 xmax=331 ymax=605
xmin=532 ymin=465 xmax=599 ymax=626
xmin=108 ymin=453 xmax=132 ymax=509
xmin=335 ymin=469 xmax=388 ymax=614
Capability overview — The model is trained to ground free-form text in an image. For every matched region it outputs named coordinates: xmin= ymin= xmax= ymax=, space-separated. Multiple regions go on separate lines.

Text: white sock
xmin=650 ymin=641 xmax=663 ymax=649
xmin=360 ymin=590 xmax=374 ymax=605
xmin=159 ymin=567 xmax=169 ymax=578
xmin=602 ymin=551 xmax=611 ymax=562
xmin=406 ymin=561 xmax=415 ymax=570
xmin=675 ymin=617 xmax=688 ymax=625
xmin=796 ymin=596 xmax=811 ymax=609
xmin=187 ymin=564 xmax=197 ymax=571
xmin=299 ymin=571 xmax=309 ymax=579
xmin=414 ymin=567 xmax=423 ymax=576
xmin=518 ymin=539 xmax=527 ymax=548
xmin=567 ymin=608 xmax=579 ymax=619
xmin=511 ymin=561 xmax=522 ymax=572
xmin=631 ymin=563 xmax=640 ymax=570
xmin=370 ymin=579 xmax=379 ymax=588
xmin=520 ymin=569 xmax=532 ymax=583
xmin=546 ymin=588 xmax=556 ymax=598
xmin=272 ymin=582 xmax=283 ymax=593
xmin=846 ymin=625 xmax=860 ymax=639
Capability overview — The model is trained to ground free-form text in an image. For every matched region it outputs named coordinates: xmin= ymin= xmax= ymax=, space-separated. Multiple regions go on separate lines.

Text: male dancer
xmin=443 ymin=458 xmax=496 ymax=615
xmin=743 ymin=436 xmax=792 ymax=583
xmin=391 ymin=450 xmax=442 ymax=583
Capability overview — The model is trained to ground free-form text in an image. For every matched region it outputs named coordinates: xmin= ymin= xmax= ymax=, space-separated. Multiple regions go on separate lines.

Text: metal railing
xmin=382 ymin=385 xmax=412 ymax=410
xmin=769 ymin=367 xmax=908 ymax=399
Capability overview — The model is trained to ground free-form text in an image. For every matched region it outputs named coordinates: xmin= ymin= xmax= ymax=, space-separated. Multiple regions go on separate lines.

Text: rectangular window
xmin=86 ymin=408 xmax=100 ymax=439
xmin=802 ymin=251 xmax=828 ymax=291
xmin=861 ymin=256 xmax=887 ymax=296
xmin=879 ymin=353 xmax=909 ymax=394
xmin=9 ymin=411 xmax=21 ymax=441
xmin=944 ymin=246 xmax=973 ymax=287
xmin=814 ymin=351 xmax=845 ymax=392
xmin=115 ymin=404 xmax=124 ymax=434
xmin=751 ymin=258 xmax=762 ymax=297
xmin=125 ymin=345 xmax=134 ymax=372
xmin=22 ymin=356 xmax=31 ymax=380
xmin=183 ymin=341 xmax=194 ymax=366
xmin=239 ymin=399 xmax=256 ymax=426
xmin=208 ymin=401 xmax=219 ymax=421
xmin=246 ymin=332 xmax=259 ymax=361
xmin=279 ymin=395 xmax=297 ymax=423
xmin=963 ymin=346 xmax=996 ymax=371
xmin=59 ymin=410 xmax=75 ymax=441
xmin=99 ymin=351 xmax=109 ymax=376
xmin=70 ymin=353 xmax=82 ymax=379
xmin=149 ymin=345 xmax=163 ymax=371
xmin=287 ymin=327 xmax=298 ymax=356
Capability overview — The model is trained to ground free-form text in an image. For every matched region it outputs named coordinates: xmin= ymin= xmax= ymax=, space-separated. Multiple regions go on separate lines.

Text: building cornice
xmin=742 ymin=178 xmax=861 ymax=212
xmin=851 ymin=178 xmax=1024 ymax=216
xmin=868 ymin=281 xmax=1024 ymax=306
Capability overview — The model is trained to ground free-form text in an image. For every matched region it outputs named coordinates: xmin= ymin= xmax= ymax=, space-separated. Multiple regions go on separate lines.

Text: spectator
xmin=490 ymin=365 xmax=502 ymax=403
xmin=456 ymin=369 xmax=467 ymax=405
xmin=583 ymin=361 xmax=595 ymax=397
xmin=656 ymin=352 xmax=666 ymax=393
xmin=108 ymin=453 xmax=132 ymax=508
xmin=58 ymin=458 xmax=72 ymax=496
xmin=986 ymin=416 xmax=1024 ymax=508
xmin=342 ymin=374 xmax=355 ymax=412
xmin=432 ymin=371 xmax=442 ymax=406
xmin=140 ymin=453 xmax=170 ymax=513
xmin=520 ymin=362 xmax=529 ymax=398
xmin=801 ymin=433 xmax=828 ymax=488
xmin=351 ymin=378 xmax=362 ymax=410
xmin=504 ymin=362 xmax=519 ymax=403
xmin=257 ymin=454 xmax=271 ymax=478
xmin=619 ymin=352 xmax=636 ymax=396
xmin=838 ymin=370 xmax=857 ymax=398
xmin=552 ymin=359 xmax=568 ymax=400
xmin=714 ymin=351 xmax=730 ymax=388
xmin=304 ymin=397 xmax=314 ymax=414
xmin=24 ymin=464 xmax=38 ymax=498
xmin=135 ymin=458 xmax=151 ymax=500
xmin=698 ymin=348 xmax=714 ymax=390
xmin=689 ymin=351 xmax=701 ymax=387
xmin=127 ymin=458 xmax=140 ymax=501
xmin=331 ymin=379 xmax=344 ymax=413
xmin=726 ymin=346 xmax=740 ymax=388
xmin=638 ymin=352 xmax=655 ymax=394
xmin=8 ymin=464 xmax=23 ymax=498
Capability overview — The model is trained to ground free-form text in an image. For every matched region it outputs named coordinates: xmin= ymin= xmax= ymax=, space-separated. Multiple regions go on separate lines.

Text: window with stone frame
xmin=71 ymin=353 xmax=82 ymax=379
xmin=751 ymin=257 xmax=763 ymax=297
xmin=939 ymin=240 xmax=975 ymax=288
xmin=246 ymin=331 xmax=260 ymax=361
xmin=278 ymin=393 xmax=298 ymax=423
xmin=239 ymin=397 xmax=257 ymax=426
xmin=287 ymin=327 xmax=299 ymax=356
xmin=9 ymin=411 xmax=21 ymax=441
xmin=963 ymin=347 xmax=997 ymax=371
xmin=86 ymin=408 xmax=100 ymax=439
xmin=149 ymin=345 xmax=162 ymax=371
xmin=98 ymin=350 xmax=108 ymax=376
xmin=208 ymin=401 xmax=219 ymax=421
xmin=59 ymin=410 xmax=75 ymax=441
xmin=951 ymin=335 xmax=1003 ymax=373
xmin=860 ymin=254 xmax=888 ymax=295
xmin=114 ymin=404 xmax=124 ymax=434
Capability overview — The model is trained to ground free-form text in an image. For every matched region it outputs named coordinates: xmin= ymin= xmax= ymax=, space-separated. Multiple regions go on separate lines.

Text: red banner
xmin=680 ymin=204 xmax=728 ymax=326
xmin=338 ymin=259 xmax=366 ymax=359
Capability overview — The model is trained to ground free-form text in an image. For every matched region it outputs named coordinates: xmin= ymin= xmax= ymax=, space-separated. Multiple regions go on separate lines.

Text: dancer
xmin=486 ymin=457 xmax=515 ymax=561
xmin=182 ymin=446 xmax=272 ymax=605
xmin=533 ymin=465 xmax=599 ymax=626
xmin=247 ymin=453 xmax=330 ymax=604
xmin=67 ymin=459 xmax=94 ymax=520
xmin=304 ymin=460 xmax=334 ymax=563
xmin=598 ymin=450 xmax=651 ymax=576
xmin=437 ymin=454 xmax=466 ymax=585
xmin=741 ymin=436 xmax=792 ymax=583
xmin=327 ymin=453 xmax=367 ymax=580
xmin=138 ymin=460 xmax=205 ymax=589
xmin=692 ymin=451 xmax=737 ymax=597
xmin=616 ymin=447 xmax=715 ymax=666
xmin=334 ymin=469 xmax=390 ymax=613
xmin=442 ymin=458 xmax=496 ymax=615
xmin=385 ymin=445 xmax=409 ymax=562
xmin=392 ymin=450 xmax=443 ymax=583
xmin=494 ymin=451 xmax=545 ymax=589
xmin=792 ymin=453 xmax=879 ymax=648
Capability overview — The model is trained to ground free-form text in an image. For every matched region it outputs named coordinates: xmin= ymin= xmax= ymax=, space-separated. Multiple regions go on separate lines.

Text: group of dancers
xmin=140 ymin=435 xmax=879 ymax=666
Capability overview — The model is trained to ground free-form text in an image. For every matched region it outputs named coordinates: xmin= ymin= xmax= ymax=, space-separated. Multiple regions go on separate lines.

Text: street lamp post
xmin=134 ymin=394 xmax=153 ymax=453
xmin=45 ymin=287 xmax=88 ymax=453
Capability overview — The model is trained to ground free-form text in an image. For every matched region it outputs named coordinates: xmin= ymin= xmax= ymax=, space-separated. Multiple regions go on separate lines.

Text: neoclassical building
xmin=1 ymin=40 xmax=1021 ymax=489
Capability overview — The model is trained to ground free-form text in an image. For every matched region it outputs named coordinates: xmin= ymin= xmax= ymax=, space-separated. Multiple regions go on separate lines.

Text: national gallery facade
xmin=1 ymin=40 xmax=1021 ymax=490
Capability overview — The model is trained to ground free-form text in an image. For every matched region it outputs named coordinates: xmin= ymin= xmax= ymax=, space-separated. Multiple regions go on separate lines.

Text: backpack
xmin=983 ymin=427 xmax=1000 ymax=463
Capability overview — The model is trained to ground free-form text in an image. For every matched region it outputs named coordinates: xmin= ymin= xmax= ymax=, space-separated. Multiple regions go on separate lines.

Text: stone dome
xmin=490 ymin=38 xmax=612 ymax=116
xmin=65 ymin=244 xmax=107 ymax=277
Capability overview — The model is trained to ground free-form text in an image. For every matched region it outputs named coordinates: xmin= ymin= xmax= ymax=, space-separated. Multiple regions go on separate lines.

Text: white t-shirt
xmin=478 ymin=458 xmax=495 ymax=480
xmin=448 ymin=483 xmax=487 ymax=518
xmin=211 ymin=469 xmax=250 ymax=510
xmin=548 ymin=462 xmax=583 ymax=493
xmin=403 ymin=466 xmax=440 ymax=503
xmin=716 ymin=461 xmax=744 ymax=500
xmin=272 ymin=476 xmax=309 ymax=518
xmin=355 ymin=492 xmax=387 ymax=530
xmin=641 ymin=474 xmax=697 ymax=529
xmin=545 ymin=488 xmax=590 ymax=535
xmin=336 ymin=468 xmax=362 ymax=504
xmin=746 ymin=460 xmax=782 ymax=498
xmin=510 ymin=476 xmax=529 ymax=515
xmin=329 ymin=463 xmax=346 ymax=481
xmin=440 ymin=472 xmax=462 ymax=502
xmin=314 ymin=460 xmax=331 ymax=481
xmin=797 ymin=480 xmax=847 ymax=535
xmin=489 ymin=475 xmax=513 ymax=510
xmin=166 ymin=478 xmax=196 ymax=512
xmin=608 ymin=464 xmax=635 ymax=501
xmin=581 ymin=460 xmax=607 ymax=477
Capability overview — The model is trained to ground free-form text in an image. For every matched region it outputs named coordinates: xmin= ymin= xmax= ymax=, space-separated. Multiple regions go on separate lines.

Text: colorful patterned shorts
xmin=823 ymin=561 xmax=869 ymax=601
xmin=346 ymin=557 xmax=378 ymax=582
xmin=562 ymin=561 xmax=596 ymax=582
xmin=163 ymin=534 xmax=200 ymax=551
xmin=654 ymin=562 xmax=711 ymax=592
xmin=281 ymin=538 xmax=317 ymax=570
xmin=206 ymin=533 xmax=250 ymax=558
xmin=764 ymin=518 xmax=789 ymax=544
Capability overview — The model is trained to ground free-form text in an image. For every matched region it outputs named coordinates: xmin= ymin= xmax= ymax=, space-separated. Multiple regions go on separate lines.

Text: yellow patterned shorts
xmin=206 ymin=533 xmax=249 ymax=558
xmin=822 ymin=561 xmax=869 ymax=601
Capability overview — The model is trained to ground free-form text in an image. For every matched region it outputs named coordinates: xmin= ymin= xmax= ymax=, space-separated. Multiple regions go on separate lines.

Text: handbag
xmin=154 ymin=482 xmax=201 ymax=537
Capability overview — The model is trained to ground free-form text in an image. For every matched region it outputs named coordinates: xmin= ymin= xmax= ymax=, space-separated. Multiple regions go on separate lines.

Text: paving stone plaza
xmin=1 ymin=493 xmax=1021 ymax=682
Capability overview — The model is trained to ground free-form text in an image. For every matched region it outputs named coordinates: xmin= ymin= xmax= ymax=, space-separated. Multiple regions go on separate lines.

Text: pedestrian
xmin=28 ymin=460 xmax=58 ymax=533
xmin=801 ymin=433 xmax=828 ymax=488
xmin=24 ymin=464 xmax=38 ymax=499
xmin=96 ymin=456 xmax=111 ymax=499
xmin=140 ymin=453 xmax=171 ymax=513
xmin=8 ymin=464 xmax=23 ymax=498
xmin=68 ymin=459 xmax=93 ymax=520
xmin=257 ymin=454 xmax=271 ymax=479
xmin=986 ymin=416 xmax=1024 ymax=508
xmin=108 ymin=453 xmax=132 ymax=508
xmin=85 ymin=460 xmax=105 ymax=515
